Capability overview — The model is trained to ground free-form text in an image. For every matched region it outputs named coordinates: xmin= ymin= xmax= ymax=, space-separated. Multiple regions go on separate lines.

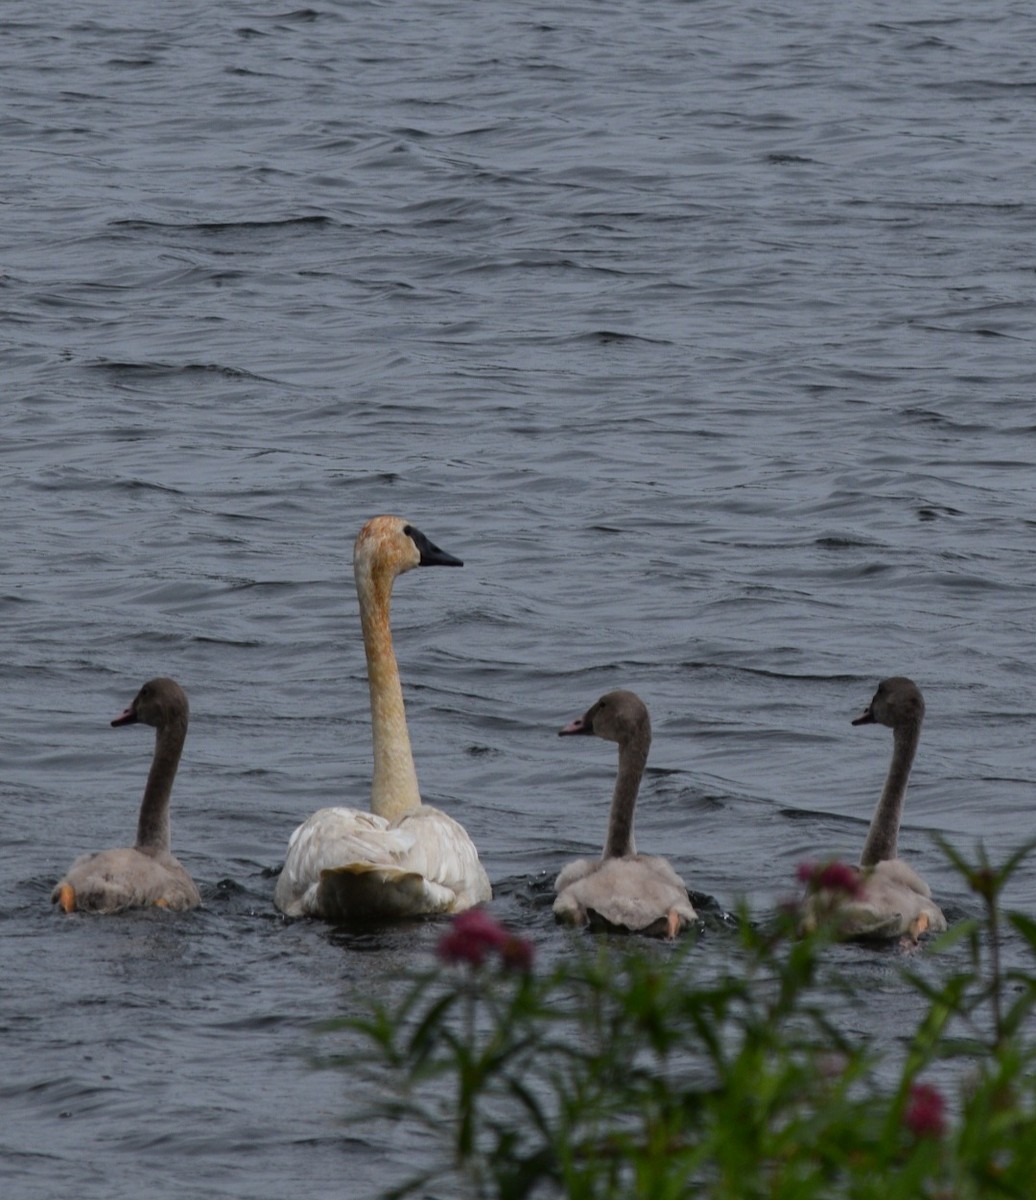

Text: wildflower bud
xmin=796 ymin=860 xmax=863 ymax=899
xmin=816 ymin=862 xmax=863 ymax=898
xmin=437 ymin=909 xmax=516 ymax=969
xmin=904 ymin=1081 xmax=947 ymax=1139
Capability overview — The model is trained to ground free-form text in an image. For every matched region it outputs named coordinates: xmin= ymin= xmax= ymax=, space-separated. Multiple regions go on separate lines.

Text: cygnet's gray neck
xmin=860 ymin=719 xmax=920 ymax=868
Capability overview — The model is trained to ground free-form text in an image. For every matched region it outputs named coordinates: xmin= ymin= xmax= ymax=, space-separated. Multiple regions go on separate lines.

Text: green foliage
xmin=327 ymin=845 xmax=1036 ymax=1199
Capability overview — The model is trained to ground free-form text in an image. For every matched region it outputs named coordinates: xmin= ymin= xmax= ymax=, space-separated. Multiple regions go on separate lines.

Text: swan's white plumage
xmin=273 ymin=516 xmax=490 ymax=923
xmin=275 ymin=804 xmax=490 ymax=920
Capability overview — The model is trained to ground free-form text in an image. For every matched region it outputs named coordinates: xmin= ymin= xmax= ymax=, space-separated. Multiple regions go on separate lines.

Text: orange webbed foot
xmin=909 ymin=912 xmax=930 ymax=940
xmin=899 ymin=912 xmax=931 ymax=949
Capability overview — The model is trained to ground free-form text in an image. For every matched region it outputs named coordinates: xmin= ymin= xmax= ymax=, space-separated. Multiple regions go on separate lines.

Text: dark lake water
xmin=3 ymin=1 xmax=1036 ymax=1195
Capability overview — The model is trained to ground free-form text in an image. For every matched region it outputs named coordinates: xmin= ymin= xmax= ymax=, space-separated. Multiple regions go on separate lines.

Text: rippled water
xmin=4 ymin=1 xmax=1036 ymax=1196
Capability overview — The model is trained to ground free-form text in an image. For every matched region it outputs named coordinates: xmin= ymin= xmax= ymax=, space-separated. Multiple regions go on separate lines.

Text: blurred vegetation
xmin=327 ymin=841 xmax=1036 ymax=1199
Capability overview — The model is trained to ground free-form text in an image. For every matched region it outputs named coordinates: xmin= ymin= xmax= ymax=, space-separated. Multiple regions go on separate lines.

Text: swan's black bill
xmin=852 ymin=706 xmax=875 ymax=726
xmin=405 ymin=524 xmax=463 ymax=568
xmin=112 ymin=705 xmax=139 ymax=727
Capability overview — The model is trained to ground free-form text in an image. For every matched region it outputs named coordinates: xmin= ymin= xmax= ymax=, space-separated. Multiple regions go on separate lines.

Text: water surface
xmin=3 ymin=2 xmax=1036 ymax=1196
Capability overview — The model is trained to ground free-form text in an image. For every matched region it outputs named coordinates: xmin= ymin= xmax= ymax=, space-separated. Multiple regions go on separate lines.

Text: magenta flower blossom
xmin=904 ymin=1081 xmax=947 ymax=1139
xmin=438 ymin=909 xmax=533 ymax=972
xmin=797 ymin=859 xmax=863 ymax=898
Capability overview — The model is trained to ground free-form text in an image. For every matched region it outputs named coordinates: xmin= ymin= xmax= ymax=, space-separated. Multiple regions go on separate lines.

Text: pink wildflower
xmin=797 ymin=859 xmax=863 ymax=898
xmin=904 ymin=1081 xmax=947 ymax=1139
xmin=437 ymin=909 xmax=518 ymax=968
xmin=817 ymin=862 xmax=863 ymax=897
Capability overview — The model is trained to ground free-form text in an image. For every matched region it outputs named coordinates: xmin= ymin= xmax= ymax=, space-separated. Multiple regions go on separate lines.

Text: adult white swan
xmin=274 ymin=516 xmax=491 ymax=922
xmin=52 ymin=678 xmax=200 ymax=914
xmin=553 ymin=690 xmax=695 ymax=938
xmin=803 ymin=676 xmax=947 ymax=941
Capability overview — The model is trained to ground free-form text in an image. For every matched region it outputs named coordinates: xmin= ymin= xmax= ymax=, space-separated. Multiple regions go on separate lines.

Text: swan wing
xmin=554 ymin=857 xmax=598 ymax=893
xmin=868 ymin=858 xmax=935 ymax=899
xmin=843 ymin=860 xmax=947 ymax=940
xmin=804 ymin=859 xmax=947 ymax=940
xmin=274 ymin=804 xmax=491 ymax=920
xmin=52 ymin=847 xmax=200 ymax=914
xmin=382 ymin=805 xmax=492 ymax=910
xmin=637 ymin=854 xmax=693 ymax=894
xmin=554 ymin=855 xmax=695 ymax=936
xmin=274 ymin=807 xmax=399 ymax=917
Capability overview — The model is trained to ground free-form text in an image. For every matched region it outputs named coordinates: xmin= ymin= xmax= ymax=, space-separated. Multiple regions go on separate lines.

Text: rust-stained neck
xmin=354 ymin=517 xmax=424 ymax=823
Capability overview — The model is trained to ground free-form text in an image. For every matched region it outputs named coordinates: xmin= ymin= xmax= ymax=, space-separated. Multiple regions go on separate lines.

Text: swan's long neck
xmin=357 ymin=561 xmax=422 ymax=823
xmin=135 ymin=716 xmax=187 ymax=853
xmin=603 ymin=736 xmax=648 ymax=859
xmin=859 ymin=718 xmax=920 ymax=867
